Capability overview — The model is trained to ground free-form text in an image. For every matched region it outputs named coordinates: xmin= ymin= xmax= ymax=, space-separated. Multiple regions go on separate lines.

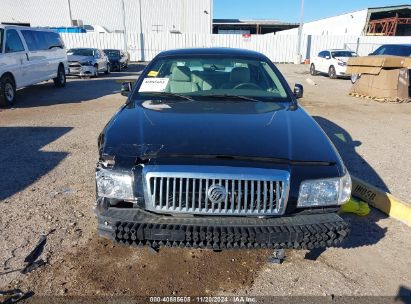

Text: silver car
xmin=67 ymin=48 xmax=110 ymax=77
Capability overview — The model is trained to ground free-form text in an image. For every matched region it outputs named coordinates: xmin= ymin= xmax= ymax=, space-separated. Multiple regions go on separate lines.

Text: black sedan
xmin=95 ymin=48 xmax=351 ymax=251
xmin=103 ymin=49 xmax=129 ymax=71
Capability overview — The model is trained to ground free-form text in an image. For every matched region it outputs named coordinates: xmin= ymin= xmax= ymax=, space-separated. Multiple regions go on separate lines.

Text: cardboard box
xmin=350 ymin=68 xmax=410 ymax=100
xmin=347 ymin=55 xmax=409 ymax=69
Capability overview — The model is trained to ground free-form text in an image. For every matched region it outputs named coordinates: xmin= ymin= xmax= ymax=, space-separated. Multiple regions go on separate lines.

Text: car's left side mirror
xmin=294 ymin=84 xmax=303 ymax=99
xmin=121 ymin=81 xmax=132 ymax=96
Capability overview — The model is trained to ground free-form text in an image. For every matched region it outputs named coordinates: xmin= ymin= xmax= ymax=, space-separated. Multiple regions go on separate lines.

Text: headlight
xmin=297 ymin=172 xmax=351 ymax=207
xmin=96 ymin=169 xmax=134 ymax=200
xmin=81 ymin=61 xmax=93 ymax=66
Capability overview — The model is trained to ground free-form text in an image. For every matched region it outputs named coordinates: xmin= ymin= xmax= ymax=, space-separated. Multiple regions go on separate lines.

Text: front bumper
xmin=68 ymin=65 xmax=96 ymax=76
xmin=97 ymin=208 xmax=349 ymax=250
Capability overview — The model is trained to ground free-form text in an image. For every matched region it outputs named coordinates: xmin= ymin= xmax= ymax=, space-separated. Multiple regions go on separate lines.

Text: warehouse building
xmin=277 ymin=5 xmax=411 ymax=36
xmin=0 ymin=0 xmax=213 ymax=34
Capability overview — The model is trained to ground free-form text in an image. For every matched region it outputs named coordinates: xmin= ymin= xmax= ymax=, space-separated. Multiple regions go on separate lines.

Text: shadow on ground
xmin=10 ymin=63 xmax=146 ymax=109
xmin=0 ymin=127 xmax=72 ymax=201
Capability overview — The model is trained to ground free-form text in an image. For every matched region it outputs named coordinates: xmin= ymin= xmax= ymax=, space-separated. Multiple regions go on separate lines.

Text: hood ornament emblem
xmin=208 ymin=184 xmax=227 ymax=205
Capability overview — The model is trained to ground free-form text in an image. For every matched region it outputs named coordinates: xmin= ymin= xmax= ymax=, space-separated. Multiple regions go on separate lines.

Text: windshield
xmin=331 ymin=51 xmax=356 ymax=58
xmin=104 ymin=49 xmax=120 ymax=58
xmin=133 ymin=56 xmax=289 ymax=101
xmin=67 ymin=48 xmax=94 ymax=56
xmin=372 ymin=45 xmax=411 ymax=57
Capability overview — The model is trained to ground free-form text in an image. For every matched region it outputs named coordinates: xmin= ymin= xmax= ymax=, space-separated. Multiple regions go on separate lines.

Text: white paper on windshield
xmin=139 ymin=78 xmax=169 ymax=92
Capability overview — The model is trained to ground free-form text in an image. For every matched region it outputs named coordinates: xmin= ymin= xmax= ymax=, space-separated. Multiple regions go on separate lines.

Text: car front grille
xmin=144 ymin=166 xmax=289 ymax=216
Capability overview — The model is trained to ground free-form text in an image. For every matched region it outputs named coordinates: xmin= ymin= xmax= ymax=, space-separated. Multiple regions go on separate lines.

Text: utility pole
xmin=67 ymin=0 xmax=73 ymax=26
xmin=121 ymin=0 xmax=128 ymax=52
xmin=296 ymin=0 xmax=305 ymax=64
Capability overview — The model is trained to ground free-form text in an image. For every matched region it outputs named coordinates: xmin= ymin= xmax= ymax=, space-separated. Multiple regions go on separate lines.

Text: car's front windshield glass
xmin=67 ymin=48 xmax=94 ymax=56
xmin=133 ymin=56 xmax=289 ymax=101
xmin=104 ymin=50 xmax=120 ymax=58
xmin=331 ymin=51 xmax=356 ymax=58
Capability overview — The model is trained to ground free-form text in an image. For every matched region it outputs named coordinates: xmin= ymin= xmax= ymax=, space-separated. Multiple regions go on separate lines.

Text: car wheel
xmin=310 ymin=64 xmax=318 ymax=76
xmin=53 ymin=65 xmax=66 ymax=88
xmin=0 ymin=75 xmax=16 ymax=107
xmin=105 ymin=63 xmax=111 ymax=74
xmin=351 ymin=73 xmax=360 ymax=84
xmin=328 ymin=66 xmax=337 ymax=79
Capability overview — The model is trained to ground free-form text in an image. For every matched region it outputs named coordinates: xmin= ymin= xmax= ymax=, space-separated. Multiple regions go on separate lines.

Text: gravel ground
xmin=0 ymin=63 xmax=410 ymax=301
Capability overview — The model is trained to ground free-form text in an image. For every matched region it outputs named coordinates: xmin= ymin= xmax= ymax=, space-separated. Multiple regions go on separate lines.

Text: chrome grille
xmin=144 ymin=166 xmax=289 ymax=216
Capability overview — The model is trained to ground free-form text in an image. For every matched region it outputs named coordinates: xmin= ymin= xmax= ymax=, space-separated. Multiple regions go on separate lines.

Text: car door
xmin=323 ymin=51 xmax=332 ymax=72
xmin=315 ymin=51 xmax=326 ymax=73
xmin=4 ymin=29 xmax=28 ymax=88
xmin=96 ymin=50 xmax=106 ymax=72
xmin=20 ymin=29 xmax=45 ymax=84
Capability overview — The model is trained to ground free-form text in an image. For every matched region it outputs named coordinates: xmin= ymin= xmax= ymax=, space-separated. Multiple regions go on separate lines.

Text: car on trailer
xmin=95 ymin=48 xmax=351 ymax=251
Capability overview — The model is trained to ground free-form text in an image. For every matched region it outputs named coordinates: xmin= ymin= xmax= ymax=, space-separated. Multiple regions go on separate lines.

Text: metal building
xmin=277 ymin=5 xmax=411 ymax=36
xmin=0 ymin=0 xmax=213 ymax=34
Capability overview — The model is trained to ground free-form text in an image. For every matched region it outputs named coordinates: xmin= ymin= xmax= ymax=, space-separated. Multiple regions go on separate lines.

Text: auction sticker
xmin=139 ymin=78 xmax=169 ymax=92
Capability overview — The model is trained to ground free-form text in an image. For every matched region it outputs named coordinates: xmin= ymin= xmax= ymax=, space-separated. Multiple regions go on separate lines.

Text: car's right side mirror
xmin=121 ymin=81 xmax=132 ymax=96
xmin=294 ymin=84 xmax=303 ymax=99
xmin=325 ymin=55 xmax=330 ymax=59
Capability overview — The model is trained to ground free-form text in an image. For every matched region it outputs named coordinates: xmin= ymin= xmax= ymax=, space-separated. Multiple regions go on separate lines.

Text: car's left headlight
xmin=297 ymin=172 xmax=351 ymax=207
xmin=96 ymin=169 xmax=134 ymax=201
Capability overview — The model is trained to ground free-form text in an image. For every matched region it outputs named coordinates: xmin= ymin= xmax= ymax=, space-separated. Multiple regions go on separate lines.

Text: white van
xmin=0 ymin=25 xmax=68 ymax=106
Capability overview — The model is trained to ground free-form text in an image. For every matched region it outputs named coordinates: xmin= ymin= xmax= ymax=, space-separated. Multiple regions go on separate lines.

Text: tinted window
xmin=318 ymin=51 xmax=328 ymax=58
xmin=373 ymin=45 xmax=411 ymax=57
xmin=33 ymin=31 xmax=49 ymax=50
xmin=104 ymin=49 xmax=120 ymax=58
xmin=67 ymin=48 xmax=95 ymax=56
xmin=45 ymin=32 xmax=64 ymax=49
xmin=331 ymin=51 xmax=357 ymax=58
xmin=21 ymin=30 xmax=38 ymax=51
xmin=0 ymin=29 xmax=3 ymax=53
xmin=5 ymin=29 xmax=25 ymax=53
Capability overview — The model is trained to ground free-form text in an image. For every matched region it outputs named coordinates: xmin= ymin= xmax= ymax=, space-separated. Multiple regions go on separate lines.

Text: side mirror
xmin=325 ymin=55 xmax=330 ymax=59
xmin=294 ymin=84 xmax=303 ymax=99
xmin=121 ymin=81 xmax=132 ymax=96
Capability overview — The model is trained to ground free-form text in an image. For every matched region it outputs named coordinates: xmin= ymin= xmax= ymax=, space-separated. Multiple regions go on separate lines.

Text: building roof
xmin=213 ymin=19 xmax=298 ymax=26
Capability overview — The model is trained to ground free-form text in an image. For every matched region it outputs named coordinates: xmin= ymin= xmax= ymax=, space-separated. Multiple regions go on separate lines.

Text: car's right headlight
xmin=297 ymin=172 xmax=351 ymax=207
xmin=96 ymin=168 xmax=134 ymax=201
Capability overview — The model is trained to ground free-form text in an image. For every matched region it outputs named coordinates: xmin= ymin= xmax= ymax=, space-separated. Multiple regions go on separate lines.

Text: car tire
xmin=0 ymin=75 xmax=16 ymax=107
xmin=53 ymin=65 xmax=66 ymax=88
xmin=328 ymin=65 xmax=337 ymax=79
xmin=310 ymin=64 xmax=318 ymax=76
xmin=351 ymin=73 xmax=360 ymax=84
xmin=105 ymin=63 xmax=111 ymax=74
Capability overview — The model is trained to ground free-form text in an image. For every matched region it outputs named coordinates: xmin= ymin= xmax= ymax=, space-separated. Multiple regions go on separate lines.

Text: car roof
xmin=0 ymin=25 xmax=56 ymax=32
xmin=379 ymin=44 xmax=411 ymax=47
xmin=156 ymin=47 xmax=268 ymax=59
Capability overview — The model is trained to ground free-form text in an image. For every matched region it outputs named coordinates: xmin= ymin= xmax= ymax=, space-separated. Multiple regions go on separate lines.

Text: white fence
xmin=60 ymin=32 xmax=411 ymax=63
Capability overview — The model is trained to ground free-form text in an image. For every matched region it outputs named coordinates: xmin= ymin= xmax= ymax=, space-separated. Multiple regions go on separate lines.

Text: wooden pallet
xmin=349 ymin=92 xmax=411 ymax=103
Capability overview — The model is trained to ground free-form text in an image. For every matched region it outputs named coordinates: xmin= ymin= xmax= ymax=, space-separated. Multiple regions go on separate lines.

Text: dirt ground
xmin=0 ymin=64 xmax=410 ymax=301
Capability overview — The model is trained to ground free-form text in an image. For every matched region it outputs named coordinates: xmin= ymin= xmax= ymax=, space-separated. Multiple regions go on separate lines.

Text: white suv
xmin=0 ymin=25 xmax=68 ymax=106
xmin=310 ymin=49 xmax=357 ymax=79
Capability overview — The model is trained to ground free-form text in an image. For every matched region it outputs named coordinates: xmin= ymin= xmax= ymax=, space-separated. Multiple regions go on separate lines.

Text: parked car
xmin=95 ymin=48 xmax=351 ymax=251
xmin=0 ymin=25 xmax=67 ymax=106
xmin=67 ymin=48 xmax=110 ymax=78
xmin=103 ymin=49 xmax=129 ymax=71
xmin=310 ymin=49 xmax=357 ymax=79
xmin=351 ymin=44 xmax=411 ymax=83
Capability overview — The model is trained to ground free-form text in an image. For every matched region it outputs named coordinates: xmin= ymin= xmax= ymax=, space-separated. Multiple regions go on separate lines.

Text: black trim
xmin=97 ymin=208 xmax=349 ymax=250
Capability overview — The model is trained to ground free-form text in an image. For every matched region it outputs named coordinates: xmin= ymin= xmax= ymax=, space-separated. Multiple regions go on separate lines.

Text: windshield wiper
xmin=201 ymin=94 xmax=262 ymax=102
xmin=139 ymin=92 xmax=195 ymax=101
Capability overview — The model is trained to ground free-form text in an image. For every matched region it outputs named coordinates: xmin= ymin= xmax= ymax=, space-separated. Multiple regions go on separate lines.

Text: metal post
xmin=138 ymin=0 xmax=145 ymax=61
xmin=121 ymin=0 xmax=128 ymax=52
xmin=67 ymin=0 xmax=73 ymax=26
xmin=296 ymin=0 xmax=305 ymax=64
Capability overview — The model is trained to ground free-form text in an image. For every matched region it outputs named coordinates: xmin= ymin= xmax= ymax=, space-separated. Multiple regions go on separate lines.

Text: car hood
xmin=334 ymin=56 xmax=350 ymax=63
xmin=102 ymin=100 xmax=341 ymax=164
xmin=67 ymin=55 xmax=94 ymax=62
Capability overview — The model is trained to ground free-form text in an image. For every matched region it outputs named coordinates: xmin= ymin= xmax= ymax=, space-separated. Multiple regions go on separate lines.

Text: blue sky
xmin=213 ymin=0 xmax=407 ymax=22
